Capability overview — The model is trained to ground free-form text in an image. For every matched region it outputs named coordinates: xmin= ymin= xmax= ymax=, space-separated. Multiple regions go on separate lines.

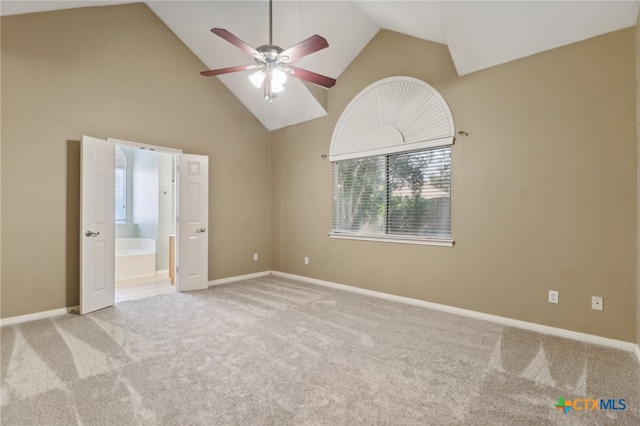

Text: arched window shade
xmin=329 ymin=76 xmax=455 ymax=162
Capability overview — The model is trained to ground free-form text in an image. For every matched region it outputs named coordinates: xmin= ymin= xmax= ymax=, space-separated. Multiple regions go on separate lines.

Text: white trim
xmin=271 ymin=271 xmax=637 ymax=353
xmin=330 ymin=137 xmax=454 ymax=162
xmin=5 ymin=273 xmax=637 ymax=363
xmin=0 ymin=271 xmax=271 ymax=326
xmin=329 ymin=232 xmax=454 ymax=247
xmin=208 ymin=271 xmax=271 ymax=287
xmin=0 ymin=306 xmax=79 ymax=327
xmin=107 ymin=138 xmax=183 ymax=154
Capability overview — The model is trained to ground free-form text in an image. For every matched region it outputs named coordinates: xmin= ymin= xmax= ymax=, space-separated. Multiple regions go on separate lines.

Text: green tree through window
xmin=332 ymin=146 xmax=451 ymax=240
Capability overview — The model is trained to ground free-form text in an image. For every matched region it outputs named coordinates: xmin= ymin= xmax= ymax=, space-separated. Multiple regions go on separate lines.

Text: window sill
xmin=328 ymin=232 xmax=454 ymax=247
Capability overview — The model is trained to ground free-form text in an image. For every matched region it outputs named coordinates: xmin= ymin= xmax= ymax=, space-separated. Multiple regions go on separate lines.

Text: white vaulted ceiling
xmin=2 ymin=1 xmax=639 ymax=130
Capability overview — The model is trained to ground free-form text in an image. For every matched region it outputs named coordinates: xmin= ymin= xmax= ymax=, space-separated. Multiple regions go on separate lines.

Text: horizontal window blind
xmin=332 ymin=146 xmax=451 ymax=240
xmin=115 ymin=168 xmax=126 ymax=223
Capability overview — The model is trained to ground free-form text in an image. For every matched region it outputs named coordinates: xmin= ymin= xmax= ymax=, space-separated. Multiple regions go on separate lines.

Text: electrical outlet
xmin=548 ymin=290 xmax=559 ymax=304
xmin=253 ymin=253 xmax=258 ymax=261
xmin=304 ymin=256 xmax=309 ymax=265
xmin=592 ymin=296 xmax=603 ymax=311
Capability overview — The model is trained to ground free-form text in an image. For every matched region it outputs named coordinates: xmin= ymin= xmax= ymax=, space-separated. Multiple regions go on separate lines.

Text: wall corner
xmin=636 ymin=9 xmax=640 ymax=346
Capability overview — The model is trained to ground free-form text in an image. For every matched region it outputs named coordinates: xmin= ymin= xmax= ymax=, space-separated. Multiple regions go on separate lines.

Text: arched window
xmin=115 ymin=146 xmax=127 ymax=223
xmin=330 ymin=77 xmax=455 ymax=246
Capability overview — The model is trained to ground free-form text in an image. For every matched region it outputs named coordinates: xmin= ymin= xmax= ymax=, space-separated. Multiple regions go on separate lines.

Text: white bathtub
xmin=115 ymin=238 xmax=157 ymax=281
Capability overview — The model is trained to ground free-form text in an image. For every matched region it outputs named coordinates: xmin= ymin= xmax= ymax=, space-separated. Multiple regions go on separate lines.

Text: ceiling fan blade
xmin=211 ymin=28 xmax=261 ymax=58
xmin=287 ymin=65 xmax=336 ymax=88
xmin=200 ymin=64 xmax=256 ymax=77
xmin=278 ymin=35 xmax=329 ymax=62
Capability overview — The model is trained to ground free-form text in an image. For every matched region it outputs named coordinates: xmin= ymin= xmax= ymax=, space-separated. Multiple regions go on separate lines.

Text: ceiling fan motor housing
xmin=256 ymin=45 xmax=285 ymax=63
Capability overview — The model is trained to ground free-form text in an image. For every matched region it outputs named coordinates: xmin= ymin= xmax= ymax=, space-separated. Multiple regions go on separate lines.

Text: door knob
xmin=85 ymin=231 xmax=100 ymax=237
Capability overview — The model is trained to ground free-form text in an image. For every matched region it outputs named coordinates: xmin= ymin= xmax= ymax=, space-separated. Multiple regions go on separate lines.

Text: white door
xmin=177 ymin=154 xmax=209 ymax=291
xmin=80 ymin=135 xmax=115 ymax=314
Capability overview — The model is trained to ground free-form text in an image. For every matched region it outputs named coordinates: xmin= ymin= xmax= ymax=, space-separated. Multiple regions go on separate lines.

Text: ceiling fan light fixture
xmin=249 ymin=70 xmax=265 ymax=88
xmin=250 ymin=67 xmax=287 ymax=96
xmin=271 ymin=82 xmax=285 ymax=93
xmin=271 ymin=68 xmax=287 ymax=90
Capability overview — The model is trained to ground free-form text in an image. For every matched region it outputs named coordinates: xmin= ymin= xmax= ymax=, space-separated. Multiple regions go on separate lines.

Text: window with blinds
xmin=332 ymin=145 xmax=451 ymax=242
xmin=115 ymin=146 xmax=127 ymax=223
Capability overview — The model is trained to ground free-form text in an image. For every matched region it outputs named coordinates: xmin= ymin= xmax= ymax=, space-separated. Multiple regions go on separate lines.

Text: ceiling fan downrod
xmin=268 ymin=0 xmax=273 ymax=46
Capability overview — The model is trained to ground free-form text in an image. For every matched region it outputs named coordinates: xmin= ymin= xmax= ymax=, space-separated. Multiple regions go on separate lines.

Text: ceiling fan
xmin=200 ymin=0 xmax=336 ymax=101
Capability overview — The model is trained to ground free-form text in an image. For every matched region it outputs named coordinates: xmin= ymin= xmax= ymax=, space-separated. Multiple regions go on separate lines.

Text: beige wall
xmin=636 ymin=12 xmax=640 ymax=346
xmin=0 ymin=4 xmax=271 ymax=318
xmin=1 ymin=4 xmax=638 ymax=344
xmin=272 ymin=29 xmax=637 ymax=342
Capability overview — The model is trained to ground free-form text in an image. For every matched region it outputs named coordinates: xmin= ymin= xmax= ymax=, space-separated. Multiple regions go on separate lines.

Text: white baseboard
xmin=271 ymin=271 xmax=638 ymax=355
xmin=4 ymin=271 xmax=639 ymax=368
xmin=0 ymin=306 xmax=79 ymax=327
xmin=0 ymin=271 xmax=271 ymax=327
xmin=208 ymin=271 xmax=271 ymax=287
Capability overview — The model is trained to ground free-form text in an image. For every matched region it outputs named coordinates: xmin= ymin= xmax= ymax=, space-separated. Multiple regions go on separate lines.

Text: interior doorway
xmin=114 ymin=144 xmax=177 ymax=303
xmin=81 ymin=135 xmax=209 ymax=315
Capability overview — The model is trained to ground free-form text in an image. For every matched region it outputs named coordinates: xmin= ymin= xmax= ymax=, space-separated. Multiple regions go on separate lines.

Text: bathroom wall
xmin=115 ymin=224 xmax=138 ymax=239
xmin=132 ymin=148 xmax=159 ymax=242
xmin=124 ymin=147 xmax=135 ymax=224
xmin=116 ymin=146 xmax=173 ymax=272
xmin=157 ymin=151 xmax=174 ymax=271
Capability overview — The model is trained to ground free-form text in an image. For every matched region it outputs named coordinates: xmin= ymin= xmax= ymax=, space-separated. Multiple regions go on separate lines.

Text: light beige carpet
xmin=1 ymin=275 xmax=639 ymax=425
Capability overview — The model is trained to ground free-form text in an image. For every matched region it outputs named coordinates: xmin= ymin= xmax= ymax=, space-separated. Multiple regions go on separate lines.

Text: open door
xmin=80 ymin=136 xmax=115 ymax=314
xmin=176 ymin=154 xmax=209 ymax=291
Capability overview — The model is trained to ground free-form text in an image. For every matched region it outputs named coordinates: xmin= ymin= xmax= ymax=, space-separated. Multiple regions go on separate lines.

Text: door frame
xmin=81 ymin=136 xmax=210 ymax=313
xmin=107 ymin=138 xmax=182 ymax=293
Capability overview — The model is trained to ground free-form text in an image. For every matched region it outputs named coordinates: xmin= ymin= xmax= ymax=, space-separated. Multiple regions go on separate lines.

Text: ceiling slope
xmin=2 ymin=1 xmax=639 ymax=130
xmin=354 ymin=1 xmax=639 ymax=75
xmin=147 ymin=1 xmax=379 ymax=131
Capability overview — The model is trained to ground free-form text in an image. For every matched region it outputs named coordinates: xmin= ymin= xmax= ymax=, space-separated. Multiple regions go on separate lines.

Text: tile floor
xmin=115 ymin=273 xmax=175 ymax=303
